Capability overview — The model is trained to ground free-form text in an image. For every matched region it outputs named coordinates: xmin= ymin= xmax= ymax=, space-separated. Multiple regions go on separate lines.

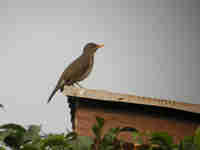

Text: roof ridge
xmin=63 ymin=86 xmax=200 ymax=114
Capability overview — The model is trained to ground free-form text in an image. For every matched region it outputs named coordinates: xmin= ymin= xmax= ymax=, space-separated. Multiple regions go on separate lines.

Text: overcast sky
xmin=0 ymin=0 xmax=200 ymax=133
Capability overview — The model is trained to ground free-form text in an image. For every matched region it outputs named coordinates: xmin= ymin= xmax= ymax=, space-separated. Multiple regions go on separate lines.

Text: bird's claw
xmin=75 ymin=83 xmax=84 ymax=89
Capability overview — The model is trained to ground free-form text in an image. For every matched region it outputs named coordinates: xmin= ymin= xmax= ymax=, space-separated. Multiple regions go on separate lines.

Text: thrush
xmin=47 ymin=42 xmax=104 ymax=103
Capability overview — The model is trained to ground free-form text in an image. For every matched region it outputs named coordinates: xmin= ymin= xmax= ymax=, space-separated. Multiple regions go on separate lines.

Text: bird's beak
xmin=96 ymin=43 xmax=104 ymax=48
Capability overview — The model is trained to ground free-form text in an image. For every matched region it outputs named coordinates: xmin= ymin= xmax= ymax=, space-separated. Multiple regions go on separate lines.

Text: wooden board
xmin=63 ymin=86 xmax=200 ymax=114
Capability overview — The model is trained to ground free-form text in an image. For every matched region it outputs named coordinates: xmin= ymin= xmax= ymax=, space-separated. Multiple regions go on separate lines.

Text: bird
xmin=47 ymin=42 xmax=104 ymax=103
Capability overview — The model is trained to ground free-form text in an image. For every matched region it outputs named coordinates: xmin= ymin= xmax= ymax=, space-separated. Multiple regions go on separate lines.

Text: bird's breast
xmin=78 ymin=56 xmax=94 ymax=81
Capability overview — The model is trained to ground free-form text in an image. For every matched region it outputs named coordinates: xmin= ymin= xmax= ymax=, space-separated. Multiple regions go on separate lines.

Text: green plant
xmin=132 ymin=127 xmax=200 ymax=150
xmin=0 ymin=117 xmax=200 ymax=150
xmin=0 ymin=124 xmax=94 ymax=150
xmin=92 ymin=116 xmax=137 ymax=150
xmin=178 ymin=127 xmax=200 ymax=150
xmin=0 ymin=123 xmax=27 ymax=149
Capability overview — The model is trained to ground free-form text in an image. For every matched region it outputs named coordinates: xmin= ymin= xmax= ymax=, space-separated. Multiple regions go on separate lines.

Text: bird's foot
xmin=60 ymin=86 xmax=64 ymax=92
xmin=75 ymin=83 xmax=84 ymax=89
xmin=74 ymin=83 xmax=86 ymax=95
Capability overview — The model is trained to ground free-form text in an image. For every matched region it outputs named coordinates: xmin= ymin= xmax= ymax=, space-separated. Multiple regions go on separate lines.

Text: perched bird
xmin=47 ymin=42 xmax=104 ymax=103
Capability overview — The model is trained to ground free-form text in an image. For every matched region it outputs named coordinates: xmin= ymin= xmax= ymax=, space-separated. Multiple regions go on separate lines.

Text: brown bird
xmin=47 ymin=42 xmax=104 ymax=103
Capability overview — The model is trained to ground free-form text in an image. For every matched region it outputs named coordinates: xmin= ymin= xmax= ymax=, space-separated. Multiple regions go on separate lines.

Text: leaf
xmin=132 ymin=131 xmax=139 ymax=141
xmin=0 ymin=147 xmax=6 ymax=150
xmin=41 ymin=134 xmax=69 ymax=148
xmin=101 ymin=127 xmax=123 ymax=150
xmin=179 ymin=136 xmax=197 ymax=150
xmin=20 ymin=144 xmax=41 ymax=150
xmin=151 ymin=132 xmax=173 ymax=145
xmin=132 ymin=130 xmax=145 ymax=145
xmin=24 ymin=125 xmax=41 ymax=143
xmin=71 ymin=136 xmax=94 ymax=150
xmin=150 ymin=132 xmax=174 ymax=150
xmin=0 ymin=124 xmax=27 ymax=149
xmin=119 ymin=127 xmax=138 ymax=133
xmin=92 ymin=124 xmax=101 ymax=140
xmin=0 ymin=124 xmax=26 ymax=133
xmin=96 ymin=116 xmax=105 ymax=129
xmin=0 ymin=130 xmax=13 ymax=141
xmin=3 ymin=132 xmax=24 ymax=149
xmin=109 ymin=127 xmax=121 ymax=136
xmin=92 ymin=117 xmax=106 ymax=142
xmin=137 ymin=137 xmax=144 ymax=145
xmin=100 ymin=145 xmax=114 ymax=150
xmin=27 ymin=125 xmax=41 ymax=134
xmin=102 ymin=128 xmax=120 ymax=144
xmin=65 ymin=131 xmax=77 ymax=141
xmin=194 ymin=127 xmax=200 ymax=149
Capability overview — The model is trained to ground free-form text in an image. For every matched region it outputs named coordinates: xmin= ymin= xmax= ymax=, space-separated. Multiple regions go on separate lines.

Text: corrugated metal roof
xmin=63 ymin=86 xmax=200 ymax=114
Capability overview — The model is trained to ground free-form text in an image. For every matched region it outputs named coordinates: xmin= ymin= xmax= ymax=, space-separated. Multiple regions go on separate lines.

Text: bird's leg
xmin=75 ymin=82 xmax=84 ymax=88
xmin=60 ymin=83 xmax=65 ymax=92
xmin=60 ymin=87 xmax=64 ymax=92
xmin=75 ymin=82 xmax=86 ymax=95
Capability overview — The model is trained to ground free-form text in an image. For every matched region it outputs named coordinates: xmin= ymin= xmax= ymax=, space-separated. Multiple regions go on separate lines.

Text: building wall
xmin=75 ymin=99 xmax=200 ymax=143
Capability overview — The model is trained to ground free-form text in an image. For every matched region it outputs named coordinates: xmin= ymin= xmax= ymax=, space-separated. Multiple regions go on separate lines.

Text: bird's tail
xmin=47 ymin=86 xmax=59 ymax=104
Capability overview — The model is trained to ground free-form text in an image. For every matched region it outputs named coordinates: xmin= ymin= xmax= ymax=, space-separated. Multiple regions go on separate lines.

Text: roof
xmin=63 ymin=86 xmax=200 ymax=114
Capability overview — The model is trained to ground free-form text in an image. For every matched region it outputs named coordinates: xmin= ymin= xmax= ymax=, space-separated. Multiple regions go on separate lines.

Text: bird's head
xmin=83 ymin=42 xmax=104 ymax=55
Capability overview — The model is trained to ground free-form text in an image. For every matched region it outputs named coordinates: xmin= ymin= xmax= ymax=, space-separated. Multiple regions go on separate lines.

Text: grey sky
xmin=0 ymin=0 xmax=200 ymax=133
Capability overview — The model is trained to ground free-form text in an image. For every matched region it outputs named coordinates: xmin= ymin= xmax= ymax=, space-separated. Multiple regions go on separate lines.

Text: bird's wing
xmin=62 ymin=55 xmax=90 ymax=84
xmin=47 ymin=55 xmax=90 ymax=103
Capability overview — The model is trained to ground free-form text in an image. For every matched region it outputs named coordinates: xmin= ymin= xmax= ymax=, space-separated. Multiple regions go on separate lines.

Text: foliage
xmin=92 ymin=116 xmax=137 ymax=150
xmin=0 ymin=117 xmax=200 ymax=150
xmin=0 ymin=123 xmax=93 ymax=150
xmin=132 ymin=126 xmax=200 ymax=150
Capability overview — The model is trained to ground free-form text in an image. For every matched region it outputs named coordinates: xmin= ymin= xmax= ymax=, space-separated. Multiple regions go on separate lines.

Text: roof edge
xmin=63 ymin=86 xmax=200 ymax=114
